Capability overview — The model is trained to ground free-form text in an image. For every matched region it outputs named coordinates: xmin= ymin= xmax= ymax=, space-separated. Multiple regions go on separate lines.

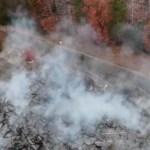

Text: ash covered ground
xmin=0 ymin=52 xmax=150 ymax=150
xmin=0 ymin=17 xmax=150 ymax=150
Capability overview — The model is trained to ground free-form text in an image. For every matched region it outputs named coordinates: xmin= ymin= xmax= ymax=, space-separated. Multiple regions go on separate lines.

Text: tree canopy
xmin=111 ymin=0 xmax=127 ymax=24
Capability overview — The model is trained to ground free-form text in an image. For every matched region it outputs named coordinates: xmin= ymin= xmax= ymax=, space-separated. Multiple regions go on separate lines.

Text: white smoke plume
xmin=39 ymin=49 xmax=145 ymax=139
xmin=0 ymin=15 xmax=149 ymax=146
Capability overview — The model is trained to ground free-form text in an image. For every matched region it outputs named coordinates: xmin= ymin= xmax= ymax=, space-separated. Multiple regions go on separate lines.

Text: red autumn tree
xmin=82 ymin=0 xmax=112 ymax=43
xmin=27 ymin=0 xmax=59 ymax=33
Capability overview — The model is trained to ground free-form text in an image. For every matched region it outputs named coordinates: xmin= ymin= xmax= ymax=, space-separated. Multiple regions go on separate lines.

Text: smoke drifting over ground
xmin=0 ymin=16 xmax=150 ymax=149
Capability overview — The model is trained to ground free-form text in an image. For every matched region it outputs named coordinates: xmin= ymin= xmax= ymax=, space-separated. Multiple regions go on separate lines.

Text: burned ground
xmin=0 ymin=49 xmax=150 ymax=150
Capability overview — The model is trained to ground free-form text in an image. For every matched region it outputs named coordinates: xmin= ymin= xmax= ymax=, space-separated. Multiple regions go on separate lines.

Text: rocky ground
xmin=0 ymin=1 xmax=150 ymax=149
xmin=0 ymin=80 xmax=150 ymax=150
xmin=0 ymin=50 xmax=150 ymax=150
xmin=0 ymin=20 xmax=150 ymax=149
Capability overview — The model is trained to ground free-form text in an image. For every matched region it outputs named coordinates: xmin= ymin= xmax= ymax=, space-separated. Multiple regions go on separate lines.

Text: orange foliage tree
xmin=82 ymin=0 xmax=112 ymax=43
xmin=27 ymin=0 xmax=59 ymax=33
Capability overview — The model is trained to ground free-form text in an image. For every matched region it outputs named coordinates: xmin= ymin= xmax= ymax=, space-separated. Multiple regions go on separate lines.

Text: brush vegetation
xmin=27 ymin=0 xmax=36 ymax=8
xmin=74 ymin=0 xmax=83 ymax=22
xmin=109 ymin=0 xmax=127 ymax=42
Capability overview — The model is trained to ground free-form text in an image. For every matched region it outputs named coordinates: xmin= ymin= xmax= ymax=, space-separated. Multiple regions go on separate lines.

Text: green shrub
xmin=74 ymin=0 xmax=83 ymax=22
xmin=111 ymin=0 xmax=127 ymax=24
xmin=27 ymin=0 xmax=36 ymax=8
xmin=0 ymin=15 xmax=11 ymax=25
xmin=0 ymin=10 xmax=11 ymax=25
xmin=109 ymin=0 xmax=127 ymax=39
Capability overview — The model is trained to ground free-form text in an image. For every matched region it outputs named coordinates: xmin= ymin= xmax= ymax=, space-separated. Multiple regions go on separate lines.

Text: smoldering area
xmin=0 ymin=16 xmax=150 ymax=150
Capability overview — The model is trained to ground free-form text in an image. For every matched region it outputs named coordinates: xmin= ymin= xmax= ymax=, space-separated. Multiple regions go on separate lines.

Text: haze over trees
xmin=0 ymin=0 xmax=150 ymax=52
xmin=81 ymin=0 xmax=128 ymax=44
xmin=82 ymin=0 xmax=112 ymax=43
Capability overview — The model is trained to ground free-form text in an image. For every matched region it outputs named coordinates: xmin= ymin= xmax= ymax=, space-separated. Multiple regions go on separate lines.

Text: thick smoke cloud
xmin=0 ymin=15 xmax=149 ymax=146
